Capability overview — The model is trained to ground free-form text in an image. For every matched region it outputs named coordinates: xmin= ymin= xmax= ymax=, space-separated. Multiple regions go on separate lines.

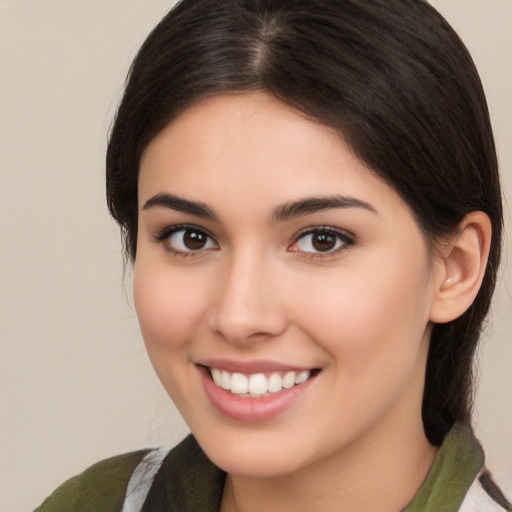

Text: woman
xmin=36 ymin=0 xmax=510 ymax=510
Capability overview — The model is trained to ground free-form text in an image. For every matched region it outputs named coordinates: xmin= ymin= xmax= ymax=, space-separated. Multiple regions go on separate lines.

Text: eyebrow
xmin=142 ymin=193 xmax=219 ymax=220
xmin=271 ymin=195 xmax=377 ymax=222
xmin=141 ymin=192 xmax=376 ymax=222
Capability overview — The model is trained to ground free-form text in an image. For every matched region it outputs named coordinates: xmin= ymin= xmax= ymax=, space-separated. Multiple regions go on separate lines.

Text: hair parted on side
xmin=106 ymin=0 xmax=503 ymax=444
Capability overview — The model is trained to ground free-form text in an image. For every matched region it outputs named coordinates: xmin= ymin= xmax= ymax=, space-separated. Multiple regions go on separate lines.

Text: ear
xmin=429 ymin=211 xmax=492 ymax=324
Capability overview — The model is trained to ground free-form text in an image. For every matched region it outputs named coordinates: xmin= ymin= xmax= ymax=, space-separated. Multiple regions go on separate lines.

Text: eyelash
xmin=289 ymin=227 xmax=355 ymax=259
xmin=153 ymin=224 xmax=218 ymax=258
xmin=153 ymin=224 xmax=355 ymax=259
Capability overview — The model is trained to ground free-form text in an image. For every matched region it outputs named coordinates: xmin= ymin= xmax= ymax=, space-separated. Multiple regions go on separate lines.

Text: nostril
xmin=207 ymin=307 xmax=288 ymax=345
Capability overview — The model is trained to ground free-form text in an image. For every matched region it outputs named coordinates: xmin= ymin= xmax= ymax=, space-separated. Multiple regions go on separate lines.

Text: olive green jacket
xmin=34 ymin=424 xmax=511 ymax=512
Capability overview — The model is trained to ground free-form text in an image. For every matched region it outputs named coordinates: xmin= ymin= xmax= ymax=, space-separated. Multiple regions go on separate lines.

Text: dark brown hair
xmin=106 ymin=0 xmax=503 ymax=443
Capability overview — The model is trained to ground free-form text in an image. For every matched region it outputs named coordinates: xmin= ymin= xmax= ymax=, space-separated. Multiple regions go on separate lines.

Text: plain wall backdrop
xmin=0 ymin=1 xmax=510 ymax=511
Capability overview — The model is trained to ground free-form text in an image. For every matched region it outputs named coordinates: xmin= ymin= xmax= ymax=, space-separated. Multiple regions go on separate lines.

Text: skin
xmin=134 ymin=93 xmax=446 ymax=511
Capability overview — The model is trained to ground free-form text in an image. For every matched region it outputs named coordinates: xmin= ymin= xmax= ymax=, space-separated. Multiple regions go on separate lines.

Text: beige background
xmin=0 ymin=1 xmax=510 ymax=511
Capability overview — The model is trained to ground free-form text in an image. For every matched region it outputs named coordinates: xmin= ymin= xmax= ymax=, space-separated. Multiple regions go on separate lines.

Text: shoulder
xmin=33 ymin=448 xmax=164 ymax=512
xmin=33 ymin=436 xmax=225 ymax=512
xmin=405 ymin=423 xmax=511 ymax=511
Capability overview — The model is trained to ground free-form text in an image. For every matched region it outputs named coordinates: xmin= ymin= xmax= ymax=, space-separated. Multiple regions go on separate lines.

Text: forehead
xmin=138 ymin=93 xmax=409 ymax=222
xmin=140 ymin=93 xmax=348 ymax=178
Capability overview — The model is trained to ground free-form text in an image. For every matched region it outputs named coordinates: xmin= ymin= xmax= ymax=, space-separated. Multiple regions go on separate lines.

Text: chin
xmin=190 ymin=421 xmax=327 ymax=479
xmin=208 ymin=445 xmax=308 ymax=479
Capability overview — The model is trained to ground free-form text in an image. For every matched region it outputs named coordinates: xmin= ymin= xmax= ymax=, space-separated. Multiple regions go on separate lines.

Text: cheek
xmin=133 ymin=259 xmax=208 ymax=352
xmin=295 ymin=264 xmax=433 ymax=436
xmin=294 ymin=257 xmax=433 ymax=375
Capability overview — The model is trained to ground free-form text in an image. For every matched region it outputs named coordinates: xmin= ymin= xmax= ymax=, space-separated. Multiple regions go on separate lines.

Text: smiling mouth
xmin=206 ymin=367 xmax=320 ymax=398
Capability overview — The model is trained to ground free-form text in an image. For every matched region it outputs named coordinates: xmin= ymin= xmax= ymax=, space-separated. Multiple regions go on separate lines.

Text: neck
xmin=220 ymin=409 xmax=438 ymax=512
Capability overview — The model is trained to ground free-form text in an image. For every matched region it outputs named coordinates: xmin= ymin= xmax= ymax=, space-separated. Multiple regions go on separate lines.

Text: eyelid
xmin=153 ymin=223 xmax=219 ymax=255
xmin=152 ymin=223 xmax=354 ymax=258
xmin=153 ymin=223 xmax=212 ymax=241
xmin=288 ymin=226 xmax=355 ymax=256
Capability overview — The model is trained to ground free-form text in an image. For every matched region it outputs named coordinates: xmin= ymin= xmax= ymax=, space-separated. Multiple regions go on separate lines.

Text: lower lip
xmin=199 ymin=366 xmax=317 ymax=423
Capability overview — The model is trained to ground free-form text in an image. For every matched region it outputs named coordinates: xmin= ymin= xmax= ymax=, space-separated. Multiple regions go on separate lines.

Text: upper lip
xmin=197 ymin=359 xmax=316 ymax=374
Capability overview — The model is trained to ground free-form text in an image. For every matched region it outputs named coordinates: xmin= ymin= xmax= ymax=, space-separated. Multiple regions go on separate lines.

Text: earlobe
xmin=429 ymin=211 xmax=492 ymax=324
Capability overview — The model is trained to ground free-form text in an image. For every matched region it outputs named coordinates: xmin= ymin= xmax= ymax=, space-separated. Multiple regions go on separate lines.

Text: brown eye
xmin=311 ymin=232 xmax=337 ymax=252
xmin=167 ymin=228 xmax=218 ymax=252
xmin=292 ymin=228 xmax=353 ymax=255
xmin=183 ymin=230 xmax=208 ymax=250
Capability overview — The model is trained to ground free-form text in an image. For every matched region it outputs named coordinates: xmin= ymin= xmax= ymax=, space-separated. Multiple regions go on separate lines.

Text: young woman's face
xmin=135 ymin=93 xmax=443 ymax=478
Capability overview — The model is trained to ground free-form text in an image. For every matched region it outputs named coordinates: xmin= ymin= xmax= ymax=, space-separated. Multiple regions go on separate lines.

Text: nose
xmin=206 ymin=249 xmax=288 ymax=345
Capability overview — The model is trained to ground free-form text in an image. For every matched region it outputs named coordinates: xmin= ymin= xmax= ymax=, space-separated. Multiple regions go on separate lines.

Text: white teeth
xmin=221 ymin=370 xmax=231 ymax=390
xmin=295 ymin=370 xmax=310 ymax=385
xmin=211 ymin=368 xmax=222 ymax=387
xmin=210 ymin=368 xmax=312 ymax=397
xmin=267 ymin=372 xmax=283 ymax=393
xmin=230 ymin=373 xmax=249 ymax=394
xmin=282 ymin=371 xmax=296 ymax=389
xmin=248 ymin=373 xmax=267 ymax=395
